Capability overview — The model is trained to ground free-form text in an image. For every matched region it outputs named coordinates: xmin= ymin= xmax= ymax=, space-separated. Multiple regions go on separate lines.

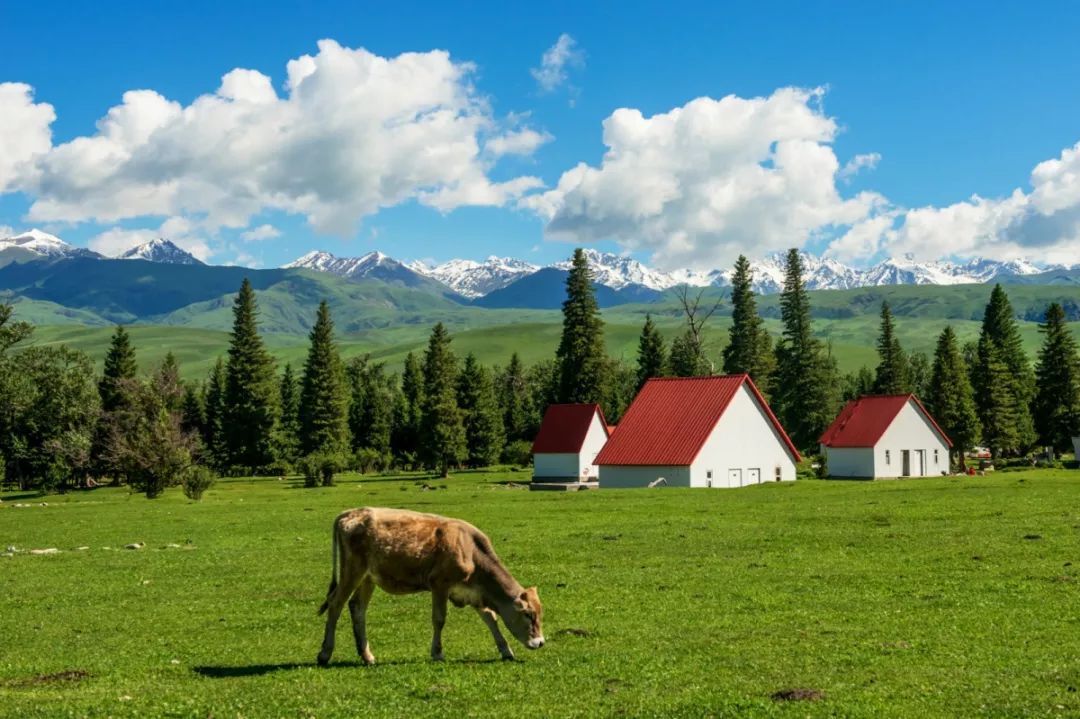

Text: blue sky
xmin=2 ymin=1 xmax=1079 ymax=269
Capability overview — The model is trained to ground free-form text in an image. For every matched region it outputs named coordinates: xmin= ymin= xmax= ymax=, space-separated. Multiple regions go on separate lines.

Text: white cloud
xmin=88 ymin=216 xmax=212 ymax=261
xmin=531 ymin=34 xmax=584 ymax=93
xmin=839 ymin=152 xmax=881 ymax=180
xmin=0 ymin=225 xmax=14 ymax=239
xmin=241 ymin=224 xmax=281 ymax=241
xmin=2 ymin=40 xmax=545 ymax=237
xmin=523 ymin=88 xmax=885 ymax=270
xmin=485 ymin=128 xmax=553 ymax=157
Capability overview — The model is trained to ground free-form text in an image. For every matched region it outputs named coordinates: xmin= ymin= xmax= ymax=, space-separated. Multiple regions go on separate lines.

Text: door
xmin=747 ymin=468 xmax=761 ymax=485
xmin=901 ymin=450 xmax=911 ymax=477
xmin=917 ymin=450 xmax=925 ymax=476
xmin=728 ymin=468 xmax=742 ymax=486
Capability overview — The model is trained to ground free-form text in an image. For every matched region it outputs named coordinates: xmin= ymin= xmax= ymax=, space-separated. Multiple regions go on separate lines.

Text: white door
xmin=747 ymin=468 xmax=761 ymax=485
xmin=728 ymin=468 xmax=742 ymax=487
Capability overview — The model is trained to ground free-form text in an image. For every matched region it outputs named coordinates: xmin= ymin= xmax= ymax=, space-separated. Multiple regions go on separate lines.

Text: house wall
xmin=598 ymin=465 xmax=691 ymax=488
xmin=872 ymin=400 xmax=950 ymax=478
xmin=688 ymin=384 xmax=797 ymax=487
xmin=533 ymin=453 xmax=580 ymax=479
xmin=534 ymin=413 xmax=609 ymax=480
xmin=578 ymin=414 xmax=609 ymax=479
xmin=1073 ymin=436 xmax=1080 ymax=458
xmin=823 ymin=446 xmax=875 ymax=478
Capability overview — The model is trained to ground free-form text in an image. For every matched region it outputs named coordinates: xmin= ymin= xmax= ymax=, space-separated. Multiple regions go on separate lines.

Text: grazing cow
xmin=317 ymin=507 xmax=544 ymax=666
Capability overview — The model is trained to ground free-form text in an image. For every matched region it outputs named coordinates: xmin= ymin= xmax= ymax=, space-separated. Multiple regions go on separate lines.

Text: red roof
xmin=594 ymin=375 xmax=800 ymax=466
xmin=531 ymin=404 xmax=608 ymax=454
xmin=819 ymin=394 xmax=952 ymax=448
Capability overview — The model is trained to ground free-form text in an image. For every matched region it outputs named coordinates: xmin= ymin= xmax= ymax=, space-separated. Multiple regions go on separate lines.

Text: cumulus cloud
xmin=839 ymin=152 xmax=881 ymax=180
xmin=485 ymin=128 xmax=553 ymax=157
xmin=531 ymin=34 xmax=585 ymax=93
xmin=2 ymin=40 xmax=545 ymax=237
xmin=523 ymin=88 xmax=886 ymax=270
xmin=241 ymin=224 xmax=281 ymax=242
xmin=89 ymin=216 xmax=211 ymax=260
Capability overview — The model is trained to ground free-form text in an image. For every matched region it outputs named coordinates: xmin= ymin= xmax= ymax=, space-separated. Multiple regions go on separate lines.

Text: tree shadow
xmin=192 ymin=656 xmax=505 ymax=678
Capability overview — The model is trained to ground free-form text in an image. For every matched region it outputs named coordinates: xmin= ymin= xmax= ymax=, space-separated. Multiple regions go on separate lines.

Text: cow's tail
xmin=317 ymin=518 xmax=340 ymax=615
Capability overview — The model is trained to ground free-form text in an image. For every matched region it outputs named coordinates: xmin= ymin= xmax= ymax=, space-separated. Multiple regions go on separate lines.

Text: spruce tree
xmin=420 ymin=323 xmax=466 ymax=477
xmin=99 ymin=326 xmax=138 ymax=413
xmin=722 ymin=255 xmax=776 ymax=396
xmin=156 ymin=352 xmax=184 ymax=414
xmin=636 ymin=314 xmax=668 ymax=391
xmin=907 ymin=351 xmax=932 ymax=400
xmin=276 ymin=363 xmax=302 ymax=465
xmin=347 ymin=356 xmax=394 ymax=457
xmin=223 ymin=278 xmax=279 ymax=470
xmin=298 ymin=301 xmax=349 ymax=457
xmin=972 ymin=284 xmax=1036 ymax=454
xmin=669 ymin=330 xmax=709 ymax=377
xmin=203 ymin=358 xmax=228 ymax=469
xmin=772 ymin=249 xmax=839 ymax=451
xmin=1033 ymin=303 xmax=1080 ymax=452
xmin=497 ymin=352 xmax=532 ymax=443
xmin=457 ymin=354 xmax=504 ymax=468
xmin=555 ymin=248 xmax=608 ymax=404
xmin=180 ymin=384 xmax=206 ymax=439
xmin=927 ymin=327 xmax=981 ymax=468
xmin=841 ymin=366 xmax=876 ymax=402
xmin=873 ymin=301 xmax=910 ymax=394
xmin=393 ymin=351 xmax=425 ymax=465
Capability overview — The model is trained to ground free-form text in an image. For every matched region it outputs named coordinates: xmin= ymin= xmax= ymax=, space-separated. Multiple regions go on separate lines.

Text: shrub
xmin=262 ymin=459 xmax=295 ymax=477
xmin=182 ymin=465 xmax=217 ymax=501
xmin=299 ymin=451 xmax=349 ymax=487
xmin=501 ymin=439 xmax=533 ymax=467
xmin=354 ymin=447 xmax=389 ymax=475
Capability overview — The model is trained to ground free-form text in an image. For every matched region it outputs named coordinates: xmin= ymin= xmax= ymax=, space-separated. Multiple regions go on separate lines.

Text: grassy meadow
xmin=2 ymin=471 xmax=1079 ymax=717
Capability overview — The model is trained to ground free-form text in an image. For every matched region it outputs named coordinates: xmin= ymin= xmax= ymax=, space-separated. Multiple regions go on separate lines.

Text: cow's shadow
xmin=193 ymin=657 xmax=505 ymax=678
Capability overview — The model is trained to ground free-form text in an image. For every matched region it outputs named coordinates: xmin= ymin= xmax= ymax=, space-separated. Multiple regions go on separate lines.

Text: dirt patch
xmin=771 ymin=688 xmax=824 ymax=702
xmin=555 ymin=628 xmax=592 ymax=638
xmin=8 ymin=669 xmax=92 ymax=687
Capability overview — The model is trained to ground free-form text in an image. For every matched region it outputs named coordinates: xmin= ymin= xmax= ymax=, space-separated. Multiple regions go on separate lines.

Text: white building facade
xmin=532 ymin=404 xmax=610 ymax=481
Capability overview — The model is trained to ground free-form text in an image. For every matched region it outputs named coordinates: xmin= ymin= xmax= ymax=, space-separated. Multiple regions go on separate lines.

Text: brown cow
xmin=316 ymin=507 xmax=544 ymax=665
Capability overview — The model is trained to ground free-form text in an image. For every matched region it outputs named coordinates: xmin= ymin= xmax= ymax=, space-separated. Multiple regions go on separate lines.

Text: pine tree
xmin=636 ymin=314 xmax=667 ymax=390
xmin=496 ymin=352 xmax=532 ymax=443
xmin=927 ymin=327 xmax=981 ymax=468
xmin=669 ymin=330 xmax=709 ymax=377
xmin=223 ymin=279 xmax=279 ymax=470
xmin=722 ymin=255 xmax=776 ymax=396
xmin=772 ymin=249 xmax=839 ymax=451
xmin=298 ymin=301 xmax=349 ymax=457
xmin=180 ymin=384 xmax=206 ymax=439
xmin=420 ymin=323 xmax=466 ymax=477
xmin=972 ymin=284 xmax=1036 ymax=455
xmin=457 ymin=354 xmax=504 ymax=468
xmin=393 ymin=352 xmax=425 ymax=465
xmin=203 ymin=358 xmax=228 ymax=469
xmin=555 ymin=248 xmax=608 ymax=404
xmin=276 ymin=363 xmax=302 ymax=465
xmin=1033 ymin=303 xmax=1080 ymax=452
xmin=841 ymin=366 xmax=876 ymax=402
xmin=873 ymin=301 xmax=910 ymax=394
xmin=99 ymin=326 xmax=138 ymax=413
xmin=907 ymin=352 xmax=932 ymax=400
xmin=156 ymin=352 xmax=184 ymax=414
xmin=346 ymin=356 xmax=394 ymax=457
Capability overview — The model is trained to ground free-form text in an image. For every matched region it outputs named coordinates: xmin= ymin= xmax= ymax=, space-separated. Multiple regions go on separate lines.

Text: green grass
xmin=3 ymin=471 xmax=1079 ymax=717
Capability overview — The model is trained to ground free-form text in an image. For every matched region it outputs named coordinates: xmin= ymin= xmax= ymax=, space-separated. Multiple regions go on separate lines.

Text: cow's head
xmin=501 ymin=586 xmax=544 ymax=649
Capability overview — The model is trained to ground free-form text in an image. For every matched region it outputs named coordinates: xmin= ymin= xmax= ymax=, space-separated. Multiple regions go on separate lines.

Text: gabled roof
xmin=594 ymin=375 xmax=800 ymax=466
xmin=819 ymin=394 xmax=953 ymax=448
xmin=531 ymin=404 xmax=608 ymax=454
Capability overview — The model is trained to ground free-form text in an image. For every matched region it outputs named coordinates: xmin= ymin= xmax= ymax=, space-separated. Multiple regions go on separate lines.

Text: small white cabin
xmin=531 ymin=404 xmax=610 ymax=482
xmin=820 ymin=394 xmax=952 ymax=479
xmin=595 ymin=374 xmax=800 ymax=489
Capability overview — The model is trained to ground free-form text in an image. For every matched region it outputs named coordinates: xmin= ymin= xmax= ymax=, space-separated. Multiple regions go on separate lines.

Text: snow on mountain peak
xmin=117 ymin=238 xmax=202 ymax=265
xmin=0 ymin=228 xmax=101 ymax=260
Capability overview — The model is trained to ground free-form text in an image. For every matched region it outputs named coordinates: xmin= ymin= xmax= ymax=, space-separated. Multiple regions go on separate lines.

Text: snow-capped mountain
xmin=407 ymin=256 xmax=539 ymax=299
xmin=553 ymin=249 xmax=679 ymax=291
xmin=283 ymin=249 xmax=445 ymax=290
xmin=117 ymin=239 xmax=202 ymax=265
xmin=0 ymin=229 xmax=102 ymax=261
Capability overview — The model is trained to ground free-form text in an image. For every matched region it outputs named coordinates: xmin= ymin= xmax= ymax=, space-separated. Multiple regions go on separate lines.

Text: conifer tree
xmin=180 ymin=384 xmax=206 ymax=439
xmin=927 ymin=327 xmax=981 ymax=468
xmin=298 ymin=301 xmax=348 ymax=457
xmin=156 ymin=352 xmax=184 ymax=414
xmin=722 ymin=255 xmax=776 ymax=396
xmin=276 ymin=363 xmax=301 ymax=465
xmin=772 ymin=249 xmax=839 ymax=451
xmin=873 ymin=301 xmax=910 ymax=394
xmin=636 ymin=314 xmax=667 ymax=391
xmin=223 ymin=278 xmax=279 ymax=470
xmin=420 ymin=323 xmax=466 ymax=477
xmin=972 ymin=284 xmax=1036 ymax=454
xmin=457 ymin=353 xmax=504 ymax=467
xmin=555 ymin=249 xmax=607 ymax=404
xmin=347 ymin=356 xmax=394 ymax=457
xmin=393 ymin=351 xmax=425 ymax=464
xmin=203 ymin=357 xmax=228 ymax=469
xmin=841 ymin=366 xmax=876 ymax=402
xmin=496 ymin=352 xmax=532 ymax=443
xmin=1033 ymin=303 xmax=1080 ymax=452
xmin=907 ymin=352 xmax=932 ymax=400
xmin=99 ymin=326 xmax=138 ymax=413
xmin=669 ymin=330 xmax=709 ymax=377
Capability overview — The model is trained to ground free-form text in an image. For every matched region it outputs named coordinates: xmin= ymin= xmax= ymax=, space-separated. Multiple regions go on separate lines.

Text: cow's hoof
xmin=431 ymin=653 xmax=445 ymax=662
xmin=500 ymin=653 xmax=516 ymax=662
xmin=316 ymin=653 xmax=331 ymax=667
xmin=362 ymin=654 xmax=376 ymax=666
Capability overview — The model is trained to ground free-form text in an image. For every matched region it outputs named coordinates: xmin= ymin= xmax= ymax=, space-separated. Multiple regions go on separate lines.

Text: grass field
xmin=2 ymin=471 xmax=1079 ymax=717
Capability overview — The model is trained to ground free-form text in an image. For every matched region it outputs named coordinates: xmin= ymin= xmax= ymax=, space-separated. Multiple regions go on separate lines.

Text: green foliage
xmin=495 ymin=352 xmax=533 ymax=444
xmin=202 ymin=358 xmax=228 ymax=470
xmin=669 ymin=329 xmax=710 ymax=377
xmin=298 ymin=450 xmax=349 ymax=487
xmin=298 ymin=301 xmax=349 ymax=457
xmin=354 ymin=447 xmax=390 ymax=475
xmin=841 ymin=366 xmax=875 ymax=402
xmin=500 ymin=438 xmax=533 ymax=467
xmin=0 ymin=302 xmax=33 ymax=355
xmin=927 ymin=326 xmax=981 ymax=467
xmin=635 ymin=314 xmax=667 ymax=390
xmin=347 ymin=356 xmax=395 ymax=456
xmin=873 ymin=301 xmax=910 ymax=394
xmin=224 ymin=278 xmax=280 ymax=469
xmin=274 ymin=363 xmax=301 ymax=465
xmin=394 ymin=351 xmax=425 ymax=461
xmin=1033 ymin=302 xmax=1080 ymax=451
xmin=420 ymin=323 xmax=466 ymax=477
xmin=722 ymin=255 xmax=776 ymax=396
xmin=907 ymin=351 xmax=932 ymax=400
xmin=457 ymin=354 xmax=504 ymax=468
xmin=181 ymin=465 xmax=217 ymax=501
xmin=555 ymin=248 xmax=608 ymax=404
xmin=98 ymin=325 xmax=138 ymax=414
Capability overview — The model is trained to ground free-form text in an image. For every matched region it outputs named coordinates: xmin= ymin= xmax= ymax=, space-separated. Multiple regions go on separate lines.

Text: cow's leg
xmin=476 ymin=607 xmax=515 ymax=661
xmin=348 ymin=577 xmax=376 ymax=665
xmin=317 ymin=565 xmax=360 ymax=667
xmin=430 ymin=589 xmax=448 ymax=661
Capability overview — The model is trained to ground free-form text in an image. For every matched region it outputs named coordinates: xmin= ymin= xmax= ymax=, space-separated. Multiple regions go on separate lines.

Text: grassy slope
xmin=2 ymin=471 xmax=1079 ymax=717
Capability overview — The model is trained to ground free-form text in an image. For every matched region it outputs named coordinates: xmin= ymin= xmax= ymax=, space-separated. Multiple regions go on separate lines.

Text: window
xmin=885 ymin=450 xmax=891 ymax=465
xmin=706 ymin=470 xmax=713 ymax=479
xmin=934 ymin=449 xmax=939 ymax=465
xmin=775 ymin=466 xmax=782 ymax=482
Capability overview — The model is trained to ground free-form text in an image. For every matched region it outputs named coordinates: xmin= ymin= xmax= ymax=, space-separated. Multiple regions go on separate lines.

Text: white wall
xmin=578 ymin=413 xmax=608 ymax=479
xmin=1073 ymin=437 xmax=1080 ymax=458
xmin=599 ymin=465 xmax=691 ymax=488
xmin=824 ymin=446 xmax=875 ymax=478
xmin=872 ymin=400 xmax=950 ymax=478
xmin=533 ymin=453 xmax=580 ymax=479
xmin=534 ymin=412 xmax=609 ymax=480
xmin=689 ymin=384 xmax=797 ymax=487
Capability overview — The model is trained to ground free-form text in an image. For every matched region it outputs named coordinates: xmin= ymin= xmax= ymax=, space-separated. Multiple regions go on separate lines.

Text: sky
xmin=2 ymin=1 xmax=1080 ymax=271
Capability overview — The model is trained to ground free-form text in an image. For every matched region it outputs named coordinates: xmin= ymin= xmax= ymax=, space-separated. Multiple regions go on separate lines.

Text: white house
xmin=531 ymin=404 xmax=610 ymax=482
xmin=820 ymin=394 xmax=952 ymax=478
xmin=595 ymin=375 xmax=800 ymax=489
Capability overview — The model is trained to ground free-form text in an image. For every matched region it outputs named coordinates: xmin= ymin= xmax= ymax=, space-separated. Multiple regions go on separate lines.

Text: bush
xmin=500 ymin=439 xmax=533 ymax=467
xmin=182 ymin=465 xmax=217 ymax=501
xmin=354 ymin=447 xmax=390 ymax=475
xmin=299 ymin=451 xmax=349 ymax=487
xmin=262 ymin=459 xmax=295 ymax=477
